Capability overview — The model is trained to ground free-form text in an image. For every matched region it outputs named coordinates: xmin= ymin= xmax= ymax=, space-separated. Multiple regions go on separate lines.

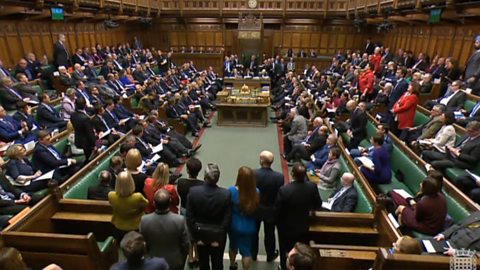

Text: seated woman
xmin=414 ymin=110 xmax=456 ymax=154
xmin=108 ymin=171 xmax=148 ymax=240
xmin=4 ymin=144 xmax=47 ymax=193
xmin=143 ymin=162 xmax=179 ymax=214
xmin=314 ymin=147 xmax=341 ymax=190
xmin=396 ymin=176 xmax=447 ymax=236
xmin=360 ymin=134 xmax=392 ymax=184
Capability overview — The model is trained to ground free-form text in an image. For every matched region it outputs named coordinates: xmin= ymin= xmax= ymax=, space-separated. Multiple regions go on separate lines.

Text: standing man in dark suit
xmin=324 ymin=173 xmax=358 ymax=212
xmin=141 ymin=189 xmax=189 ymax=270
xmin=252 ymin=151 xmax=284 ymax=262
xmin=345 ymin=100 xmax=368 ymax=150
xmin=364 ymin=38 xmax=375 ymax=55
xmin=71 ymin=97 xmax=97 ymax=164
xmin=53 ymin=33 xmax=70 ymax=68
xmin=275 ymin=163 xmax=321 ymax=270
xmin=186 ymin=163 xmax=231 ymax=270
xmin=465 ymin=35 xmax=480 ymax=95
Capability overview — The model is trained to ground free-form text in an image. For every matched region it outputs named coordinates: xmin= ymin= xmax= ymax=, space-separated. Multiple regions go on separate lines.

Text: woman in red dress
xmin=393 ymin=81 xmax=420 ymax=140
xmin=144 ymin=162 xmax=180 ymax=213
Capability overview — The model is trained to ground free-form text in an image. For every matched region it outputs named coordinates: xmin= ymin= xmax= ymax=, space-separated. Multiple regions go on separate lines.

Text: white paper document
xmin=422 ymin=240 xmax=436 ymax=253
xmin=34 ymin=170 xmax=55 ymax=181
xmin=99 ymin=129 xmax=111 ymax=139
xmin=357 ymin=156 xmax=374 ymax=169
xmin=151 ymin=143 xmax=163 ymax=153
xmin=24 ymin=140 xmax=36 ymax=152
xmin=151 ymin=154 xmax=161 ymax=163
xmin=322 ymin=201 xmax=333 ymax=211
xmin=388 ymin=213 xmax=400 ymax=229
xmin=466 ymin=170 xmax=480 ymax=182
xmin=392 ymin=189 xmax=412 ymax=199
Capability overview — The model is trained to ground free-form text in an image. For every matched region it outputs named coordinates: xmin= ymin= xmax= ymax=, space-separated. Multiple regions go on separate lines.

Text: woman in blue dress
xmin=360 ymin=134 xmax=392 ymax=184
xmin=228 ymin=166 xmax=260 ymax=270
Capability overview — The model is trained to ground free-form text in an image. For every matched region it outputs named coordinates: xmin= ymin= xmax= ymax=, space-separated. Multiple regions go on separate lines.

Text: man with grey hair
xmin=186 ymin=163 xmax=231 ymax=270
xmin=87 ymin=170 xmax=112 ymax=200
xmin=283 ymin=107 xmax=307 ymax=159
xmin=253 ymin=151 xmax=284 ymax=262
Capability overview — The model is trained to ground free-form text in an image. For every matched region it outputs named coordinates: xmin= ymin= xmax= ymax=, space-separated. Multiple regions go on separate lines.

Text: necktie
xmin=47 ymin=146 xmax=61 ymax=160
xmin=138 ymin=137 xmax=149 ymax=150
xmin=470 ymin=103 xmax=480 ymax=117
xmin=9 ymin=88 xmax=22 ymax=99
xmin=25 ymin=69 xmax=33 ymax=80
xmin=331 ymin=187 xmax=349 ymax=203
xmin=0 ymin=67 xmax=7 ymax=77
xmin=100 ymin=116 xmax=109 ymax=130
xmin=108 ymin=110 xmax=118 ymax=123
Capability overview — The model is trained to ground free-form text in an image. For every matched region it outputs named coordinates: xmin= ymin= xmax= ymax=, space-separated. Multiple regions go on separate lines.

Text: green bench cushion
xmin=464 ymin=100 xmax=476 ymax=112
xmin=97 ymin=236 xmax=115 ymax=253
xmin=64 ymin=150 xmax=119 ymax=199
xmin=413 ymin=111 xmax=430 ymax=126
xmin=339 ymin=156 xmax=373 ymax=213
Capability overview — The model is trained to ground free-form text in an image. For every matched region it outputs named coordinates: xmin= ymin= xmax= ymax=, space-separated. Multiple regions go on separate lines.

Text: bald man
xmin=325 ymin=172 xmax=358 ymax=212
xmin=345 ymin=100 xmax=367 ymax=150
xmin=252 ymin=151 xmax=284 ymax=262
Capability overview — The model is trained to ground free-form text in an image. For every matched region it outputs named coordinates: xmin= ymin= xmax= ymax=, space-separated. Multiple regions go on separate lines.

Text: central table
xmin=216 ymin=103 xmax=269 ymax=127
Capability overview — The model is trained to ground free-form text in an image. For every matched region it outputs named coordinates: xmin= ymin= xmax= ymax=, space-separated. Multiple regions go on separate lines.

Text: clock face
xmin=248 ymin=0 xmax=257 ymax=8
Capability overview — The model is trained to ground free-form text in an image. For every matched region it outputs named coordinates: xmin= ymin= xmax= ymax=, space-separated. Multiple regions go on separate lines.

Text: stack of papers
xmin=357 ymin=156 xmax=374 ymax=169
xmin=34 ymin=170 xmax=55 ymax=182
xmin=151 ymin=144 xmax=163 ymax=153
xmin=392 ymin=189 xmax=412 ymax=199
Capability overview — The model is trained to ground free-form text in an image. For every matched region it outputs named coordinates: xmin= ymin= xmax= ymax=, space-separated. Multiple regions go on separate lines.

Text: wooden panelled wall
xmin=0 ymin=21 xmax=128 ymax=67
xmin=381 ymin=24 xmax=480 ymax=68
xmin=131 ymin=24 xmax=369 ymax=57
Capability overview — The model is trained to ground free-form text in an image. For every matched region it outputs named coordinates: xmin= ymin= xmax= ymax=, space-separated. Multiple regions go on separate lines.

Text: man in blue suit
xmin=0 ymin=105 xmax=36 ymax=144
xmin=36 ymin=94 xmax=68 ymax=131
xmin=387 ymin=68 xmax=408 ymax=134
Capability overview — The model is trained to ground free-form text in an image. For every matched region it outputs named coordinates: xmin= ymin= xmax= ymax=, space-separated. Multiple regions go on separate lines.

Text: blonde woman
xmin=125 ymin=148 xmax=148 ymax=194
xmin=108 ymin=171 xmax=148 ymax=240
xmin=144 ymin=162 xmax=179 ymax=214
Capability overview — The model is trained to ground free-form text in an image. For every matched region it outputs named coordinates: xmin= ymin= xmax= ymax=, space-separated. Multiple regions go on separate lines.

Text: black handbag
xmin=194 ymin=222 xmax=225 ymax=244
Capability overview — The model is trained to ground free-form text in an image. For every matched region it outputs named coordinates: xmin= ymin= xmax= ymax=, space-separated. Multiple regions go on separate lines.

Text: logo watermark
xmin=451 ymin=249 xmax=477 ymax=270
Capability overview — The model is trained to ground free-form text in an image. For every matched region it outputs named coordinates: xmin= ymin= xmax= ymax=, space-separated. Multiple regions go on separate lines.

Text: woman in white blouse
xmin=417 ymin=110 xmax=456 ymax=153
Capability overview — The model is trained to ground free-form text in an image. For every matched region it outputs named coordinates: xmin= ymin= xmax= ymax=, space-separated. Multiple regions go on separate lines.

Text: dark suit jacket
xmin=14 ymin=83 xmax=38 ymax=97
xmin=0 ymin=174 xmax=24 ymax=207
xmin=13 ymin=111 xmax=39 ymax=132
xmin=454 ymin=136 xmax=480 ymax=169
xmin=388 ymin=79 xmax=409 ymax=109
xmin=6 ymin=158 xmax=35 ymax=181
xmin=53 ymin=41 xmax=70 ymax=67
xmin=255 ymin=167 xmax=284 ymax=222
xmin=465 ymin=51 xmax=480 ymax=81
xmin=329 ymin=186 xmax=358 ymax=212
xmin=135 ymin=137 xmax=153 ymax=160
xmin=0 ymin=115 xmax=22 ymax=142
xmin=36 ymin=103 xmax=65 ymax=129
xmin=275 ymin=180 xmax=321 ymax=236
xmin=87 ymin=183 xmax=112 ymax=200
xmin=350 ymin=108 xmax=367 ymax=138
xmin=32 ymin=143 xmax=69 ymax=173
xmin=70 ymin=110 xmax=96 ymax=150
xmin=442 ymin=91 xmax=466 ymax=111
xmin=443 ymin=211 xmax=480 ymax=251
xmin=186 ymin=183 xmax=231 ymax=243
xmin=0 ymin=87 xmax=23 ymax=110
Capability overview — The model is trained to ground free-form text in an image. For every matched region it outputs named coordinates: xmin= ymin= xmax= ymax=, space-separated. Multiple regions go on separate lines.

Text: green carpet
xmin=180 ymin=112 xmax=283 ymax=269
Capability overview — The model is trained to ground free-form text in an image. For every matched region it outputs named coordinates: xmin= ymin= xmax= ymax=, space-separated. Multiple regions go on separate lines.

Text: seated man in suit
xmin=14 ymin=58 xmax=38 ymax=83
xmin=92 ymin=104 xmax=121 ymax=146
xmin=0 ymin=105 xmax=36 ymax=144
xmin=422 ymin=121 xmax=480 ymax=172
xmin=306 ymin=134 xmax=338 ymax=172
xmin=457 ymin=100 xmax=480 ymax=127
xmin=13 ymin=101 xmax=41 ymax=137
xmin=132 ymin=124 xmax=184 ymax=167
xmin=424 ymin=80 xmax=466 ymax=111
xmin=36 ymin=94 xmax=68 ymax=131
xmin=58 ymin=66 xmax=75 ymax=88
xmin=0 ymin=77 xmax=35 ymax=111
xmin=165 ymin=98 xmax=201 ymax=137
xmin=87 ymin=170 xmax=113 ymax=200
xmin=285 ymin=118 xmax=327 ymax=163
xmin=14 ymin=74 xmax=40 ymax=99
xmin=0 ymin=172 xmax=34 ymax=216
xmin=323 ymin=172 xmax=358 ymax=212
xmin=431 ymin=211 xmax=480 ymax=256
xmin=103 ymin=99 xmax=130 ymax=133
xmin=32 ymin=130 xmax=79 ymax=183
xmin=71 ymin=63 xmax=88 ymax=84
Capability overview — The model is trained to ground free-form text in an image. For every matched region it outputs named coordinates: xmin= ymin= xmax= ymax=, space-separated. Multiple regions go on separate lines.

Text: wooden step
xmin=51 ymin=212 xmax=111 ymax=223
xmin=310 ymin=225 xmax=378 ymax=235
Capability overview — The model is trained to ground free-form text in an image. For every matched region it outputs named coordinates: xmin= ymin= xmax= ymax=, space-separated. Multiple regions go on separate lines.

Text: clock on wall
xmin=248 ymin=0 xmax=258 ymax=9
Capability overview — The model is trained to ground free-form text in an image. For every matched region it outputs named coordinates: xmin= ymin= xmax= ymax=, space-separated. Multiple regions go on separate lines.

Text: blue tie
xmin=470 ymin=103 xmax=480 ymax=117
xmin=9 ymin=88 xmax=22 ymax=99
xmin=108 ymin=110 xmax=118 ymax=123
xmin=48 ymin=146 xmax=61 ymax=160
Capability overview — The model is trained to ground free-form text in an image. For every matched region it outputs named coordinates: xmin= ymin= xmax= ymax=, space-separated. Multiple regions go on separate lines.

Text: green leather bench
xmin=63 ymin=150 xmax=119 ymax=199
xmin=317 ymin=155 xmax=373 ymax=214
